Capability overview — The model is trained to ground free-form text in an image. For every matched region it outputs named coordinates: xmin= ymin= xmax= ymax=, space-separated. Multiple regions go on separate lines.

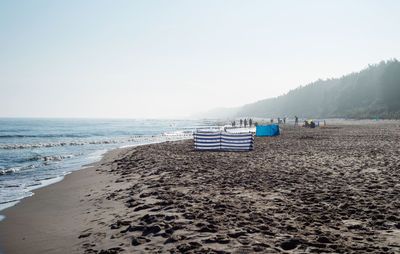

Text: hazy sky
xmin=1 ymin=0 xmax=399 ymax=118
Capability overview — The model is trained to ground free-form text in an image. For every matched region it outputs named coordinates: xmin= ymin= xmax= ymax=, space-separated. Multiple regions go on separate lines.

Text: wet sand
xmin=1 ymin=121 xmax=400 ymax=253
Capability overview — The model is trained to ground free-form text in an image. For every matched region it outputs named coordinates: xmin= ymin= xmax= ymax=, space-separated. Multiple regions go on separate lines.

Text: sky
xmin=1 ymin=0 xmax=399 ymax=118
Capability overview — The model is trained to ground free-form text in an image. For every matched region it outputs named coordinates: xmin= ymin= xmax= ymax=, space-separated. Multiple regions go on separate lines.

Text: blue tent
xmin=256 ymin=125 xmax=280 ymax=136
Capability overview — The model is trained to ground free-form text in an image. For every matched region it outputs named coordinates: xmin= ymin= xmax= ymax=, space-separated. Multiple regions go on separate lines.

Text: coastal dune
xmin=1 ymin=122 xmax=400 ymax=253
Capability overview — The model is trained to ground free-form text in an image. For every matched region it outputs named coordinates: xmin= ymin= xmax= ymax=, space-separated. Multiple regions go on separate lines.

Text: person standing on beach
xmin=295 ymin=116 xmax=298 ymax=126
xmin=249 ymin=118 xmax=252 ymax=127
xmin=240 ymin=119 xmax=243 ymax=127
xmin=283 ymin=117 xmax=286 ymax=124
xmin=244 ymin=119 xmax=247 ymax=127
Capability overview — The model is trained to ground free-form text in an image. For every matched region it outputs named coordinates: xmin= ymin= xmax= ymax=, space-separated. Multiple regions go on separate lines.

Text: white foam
xmin=28 ymin=154 xmax=80 ymax=162
xmin=0 ymin=135 xmax=194 ymax=150
xmin=0 ymin=175 xmax=65 ymax=214
xmin=28 ymin=175 xmax=64 ymax=191
xmin=119 ymin=144 xmax=139 ymax=148
xmin=0 ymin=160 xmax=63 ymax=175
xmin=0 ymin=165 xmax=39 ymax=175
xmin=0 ymin=201 xmax=20 ymax=213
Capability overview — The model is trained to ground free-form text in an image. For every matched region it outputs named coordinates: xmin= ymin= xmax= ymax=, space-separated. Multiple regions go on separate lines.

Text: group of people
xmin=232 ymin=117 xmax=289 ymax=127
xmin=296 ymin=115 xmax=318 ymax=128
xmin=231 ymin=116 xmax=323 ymax=128
xmin=232 ymin=118 xmax=257 ymax=128
xmin=270 ymin=117 xmax=287 ymax=124
xmin=303 ymin=119 xmax=316 ymax=128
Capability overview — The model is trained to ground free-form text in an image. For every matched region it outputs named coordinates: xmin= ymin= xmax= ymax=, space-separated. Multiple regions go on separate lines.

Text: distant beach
xmin=1 ymin=120 xmax=400 ymax=253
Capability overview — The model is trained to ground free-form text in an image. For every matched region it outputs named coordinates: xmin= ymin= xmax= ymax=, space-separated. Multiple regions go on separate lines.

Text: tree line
xmin=235 ymin=59 xmax=400 ymax=119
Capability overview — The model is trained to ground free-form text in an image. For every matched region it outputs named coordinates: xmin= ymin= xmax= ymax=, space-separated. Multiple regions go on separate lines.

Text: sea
xmin=0 ymin=118 xmax=217 ymax=217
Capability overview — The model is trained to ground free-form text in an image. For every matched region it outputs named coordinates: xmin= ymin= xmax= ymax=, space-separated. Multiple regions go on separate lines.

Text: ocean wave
xmin=0 ymin=161 xmax=57 ymax=175
xmin=4 ymin=184 xmax=21 ymax=188
xmin=25 ymin=182 xmax=42 ymax=187
xmin=164 ymin=130 xmax=194 ymax=136
xmin=27 ymin=154 xmax=81 ymax=162
xmin=0 ymin=134 xmax=192 ymax=150
xmin=0 ymin=134 xmax=89 ymax=138
xmin=0 ymin=199 xmax=23 ymax=205
xmin=0 ymin=164 xmax=39 ymax=175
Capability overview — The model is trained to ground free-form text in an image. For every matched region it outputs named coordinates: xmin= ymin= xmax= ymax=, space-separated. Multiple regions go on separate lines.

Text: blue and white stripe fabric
xmin=221 ymin=132 xmax=254 ymax=150
xmin=193 ymin=131 xmax=221 ymax=150
xmin=194 ymin=131 xmax=254 ymax=151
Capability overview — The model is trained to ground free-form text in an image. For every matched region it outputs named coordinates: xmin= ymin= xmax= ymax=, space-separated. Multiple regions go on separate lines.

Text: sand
xmin=0 ymin=148 xmax=129 ymax=254
xmin=1 ymin=121 xmax=400 ymax=253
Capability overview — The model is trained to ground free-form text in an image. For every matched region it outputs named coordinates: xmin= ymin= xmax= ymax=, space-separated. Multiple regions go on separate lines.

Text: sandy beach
xmin=1 ymin=121 xmax=400 ymax=253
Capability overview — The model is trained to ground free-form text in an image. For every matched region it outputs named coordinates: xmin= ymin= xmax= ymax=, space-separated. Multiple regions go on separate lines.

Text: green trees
xmin=381 ymin=59 xmax=400 ymax=112
xmin=235 ymin=59 xmax=400 ymax=119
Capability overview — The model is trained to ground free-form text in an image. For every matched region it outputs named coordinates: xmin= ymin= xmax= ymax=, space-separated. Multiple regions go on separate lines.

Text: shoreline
xmin=0 ymin=147 xmax=132 ymax=254
xmin=0 ymin=135 xmax=193 ymax=213
xmin=0 ymin=122 xmax=400 ymax=253
xmin=0 ymin=175 xmax=66 ymax=215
